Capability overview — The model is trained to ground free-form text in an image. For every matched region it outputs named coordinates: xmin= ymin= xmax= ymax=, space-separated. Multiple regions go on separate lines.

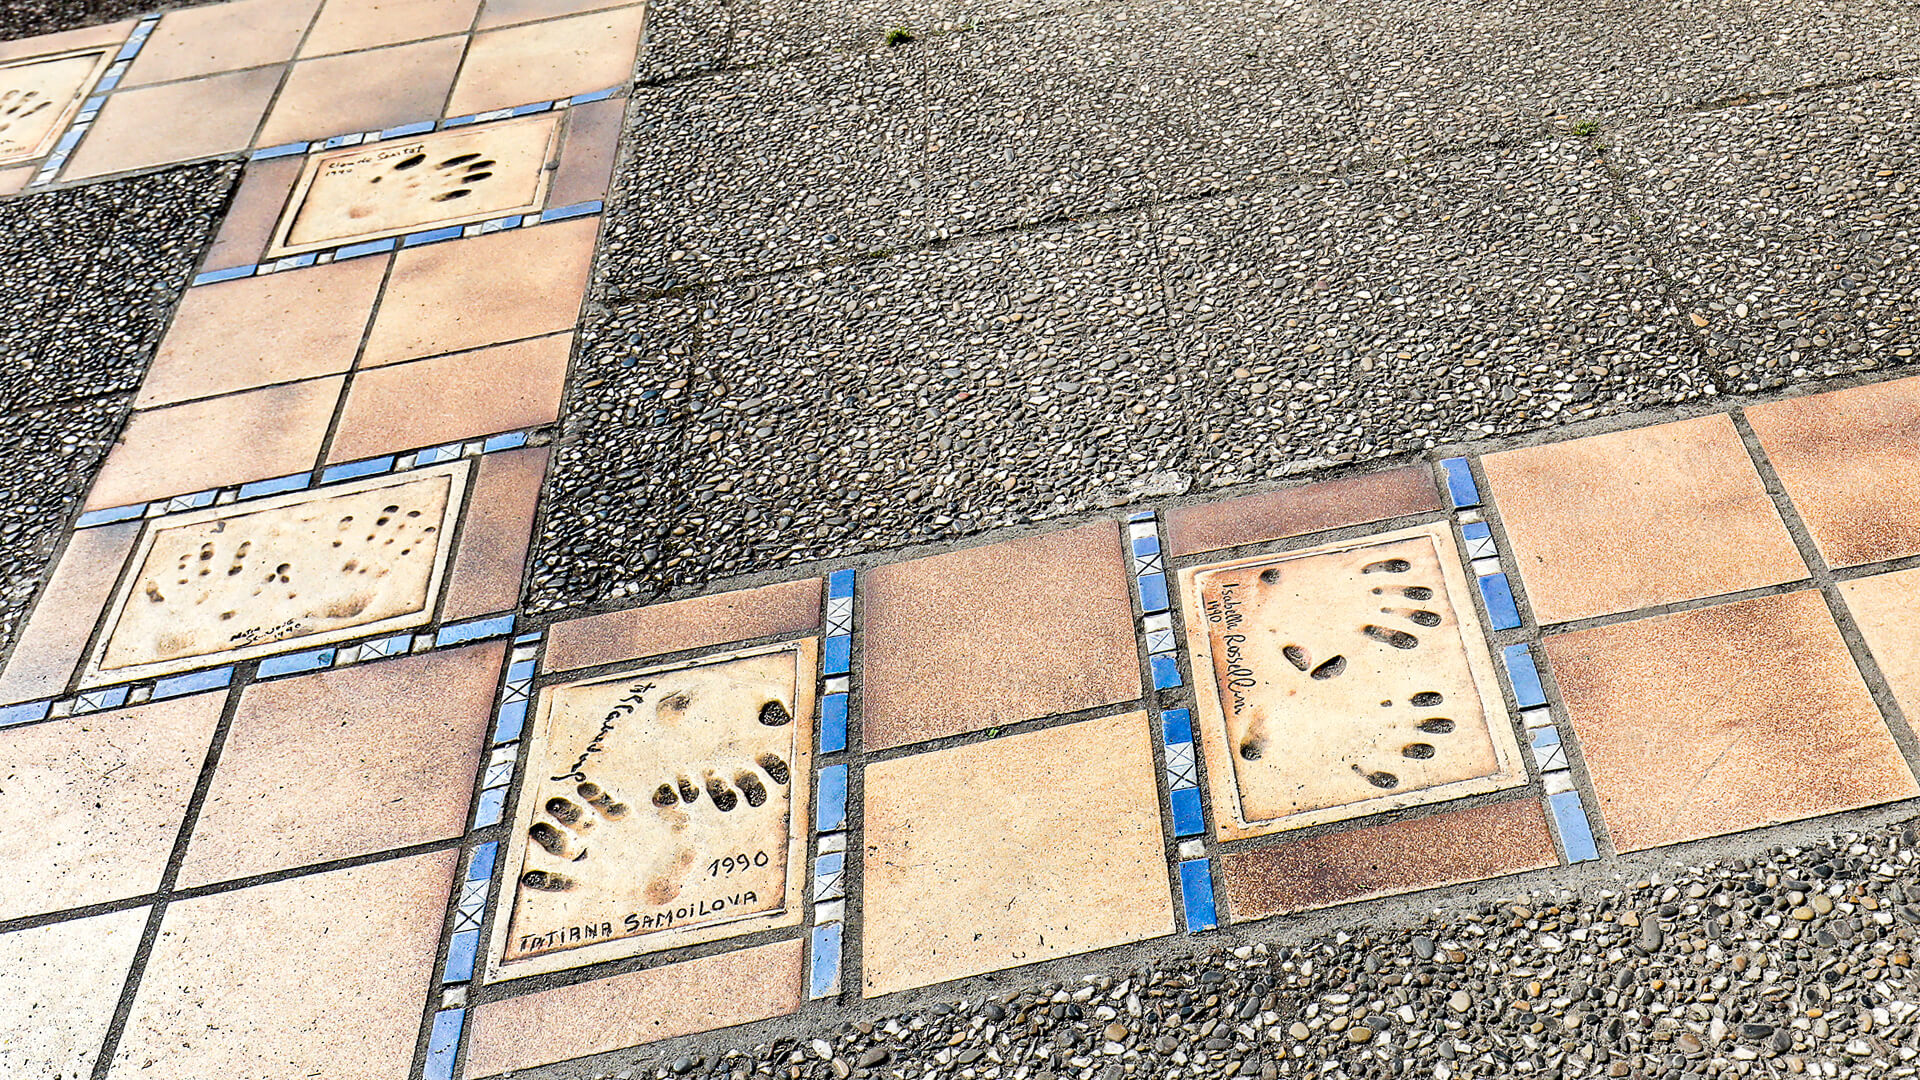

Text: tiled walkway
xmin=4 ymin=0 xmax=1920 ymax=1078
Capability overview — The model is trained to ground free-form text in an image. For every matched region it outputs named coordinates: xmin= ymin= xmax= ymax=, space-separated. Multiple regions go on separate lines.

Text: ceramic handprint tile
xmin=0 ymin=48 xmax=111 ymax=166
xmin=1178 ymin=522 xmax=1525 ymax=840
xmin=487 ymin=638 xmax=818 ymax=981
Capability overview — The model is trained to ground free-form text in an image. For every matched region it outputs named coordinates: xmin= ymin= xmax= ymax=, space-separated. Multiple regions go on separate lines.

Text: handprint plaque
xmin=1178 ymin=523 xmax=1524 ymax=840
xmin=488 ymin=639 xmax=817 ymax=980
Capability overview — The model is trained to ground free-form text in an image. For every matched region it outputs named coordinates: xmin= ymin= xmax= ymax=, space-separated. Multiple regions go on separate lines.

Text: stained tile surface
xmin=300 ymin=0 xmax=481 ymax=56
xmin=1842 ymin=568 xmax=1920 ymax=725
xmin=1179 ymin=523 xmax=1523 ymax=840
xmin=256 ymin=36 xmax=465 ymax=148
xmin=862 ymin=523 xmax=1140 ymax=750
xmin=1746 ymin=376 xmax=1920 ymax=568
xmin=62 ymin=65 xmax=280 ymax=179
xmin=109 ymin=851 xmax=457 ymax=1080
xmin=0 ymin=521 xmax=138 ymax=704
xmin=1482 ymin=414 xmax=1806 ymax=623
xmin=446 ymin=5 xmax=645 ymax=116
xmin=542 ymin=577 xmax=824 ymax=672
xmin=0 ymin=694 xmax=221 ymax=921
xmin=1546 ymin=590 xmax=1916 ymax=852
xmin=0 ymin=907 xmax=147 ymax=1080
xmin=123 ymin=0 xmax=319 ymax=86
xmin=862 ymin=711 xmax=1174 ymax=997
xmin=327 ymin=334 xmax=569 ymax=461
xmin=1164 ymin=466 xmax=1444 ymax=557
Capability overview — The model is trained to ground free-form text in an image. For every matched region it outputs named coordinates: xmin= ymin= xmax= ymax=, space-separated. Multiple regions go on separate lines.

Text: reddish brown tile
xmin=1164 ymin=465 xmax=1443 ymax=557
xmin=0 ymin=522 xmax=138 ymax=705
xmin=200 ymin=155 xmax=303 ymax=272
xmin=0 ymin=694 xmax=222 ymax=921
xmin=86 ymin=377 xmax=344 ymax=510
xmin=122 ymin=0 xmax=320 ymax=86
xmin=0 ymin=907 xmax=147 ymax=1079
xmin=176 ymin=644 xmax=500 ymax=887
xmin=326 ymin=334 xmax=569 ymax=461
xmin=1546 ymin=590 xmax=1916 ymax=852
xmin=1746 ymin=377 xmax=1920 ymax=568
xmin=476 ymin=0 xmax=630 ymax=29
xmin=0 ymin=19 xmax=135 ymax=62
xmin=300 ymin=0 xmax=480 ymax=57
xmin=137 ymin=256 xmax=387 ymax=408
xmin=463 ymin=939 xmax=804 ymax=1078
xmin=1219 ymin=798 xmax=1558 ymax=920
xmin=542 ymin=578 xmax=822 ymax=672
xmin=547 ymin=95 xmax=622 ymax=207
xmin=0 ymin=165 xmax=33 ymax=196
xmin=359 ymin=219 xmax=597 ymax=366
xmin=256 ymin=37 xmax=464 ymax=148
xmin=109 ymin=851 xmax=455 ymax=1080
xmin=1481 ymin=414 xmax=1807 ymax=623
xmin=1843 ymin=568 xmax=1920 ymax=723
xmin=445 ymin=6 xmax=645 ymax=116
xmin=62 ymin=66 xmax=281 ymax=180
xmin=862 ymin=522 xmax=1140 ymax=750
xmin=442 ymin=447 xmax=548 ymax=619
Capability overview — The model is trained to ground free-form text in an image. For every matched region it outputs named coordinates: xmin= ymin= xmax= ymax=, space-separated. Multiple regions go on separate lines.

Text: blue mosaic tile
xmin=191 ymin=264 xmax=256 ymax=286
xmin=256 ymin=647 xmax=335 ymax=678
xmin=822 ymin=635 xmax=851 ymax=677
xmin=507 ymin=658 xmax=536 ymax=683
xmin=816 ymin=764 xmax=848 ymax=832
xmin=493 ymin=700 xmax=528 ymax=743
xmin=413 ymin=441 xmax=466 ymax=465
xmin=275 ymin=252 xmax=319 ymax=270
xmin=320 ymin=132 xmax=365 ymax=149
xmin=0 ymin=700 xmax=51 ymax=727
xmin=472 ymin=786 xmax=508 ymax=829
xmin=443 ymin=929 xmax=479 ymax=982
xmin=402 ymin=225 xmax=466 ymax=248
xmin=51 ymin=127 xmax=83 ymax=154
xmin=1529 ymin=725 xmax=1561 ymax=749
xmin=250 ymin=141 xmax=309 ymax=161
xmin=1461 ymin=520 xmax=1492 ymax=541
xmin=74 ymin=503 xmax=145 ymax=528
xmin=152 ymin=666 xmax=233 ymax=699
xmin=437 ymin=615 xmax=516 ymax=649
xmin=441 ymin=114 xmax=482 ymax=128
xmin=1440 ymin=457 xmax=1481 ymax=508
xmin=569 ymin=86 xmax=620 ymax=105
xmin=381 ymin=120 xmax=437 ymax=139
xmin=538 ymin=201 xmax=602 ymax=223
xmin=335 ymin=237 xmax=399 ymax=260
xmin=512 ymin=100 xmax=554 ymax=116
xmin=1150 ymin=653 xmax=1182 ymax=690
xmin=114 ymin=37 xmax=144 ymax=61
xmin=820 ymin=692 xmax=848 ymax=754
xmin=1128 ymin=509 xmax=1155 ymax=523
xmin=1170 ymin=787 xmax=1205 ymax=838
xmin=1179 ymin=859 xmax=1218 ymax=932
xmin=424 ymin=1008 xmax=465 ymax=1080
xmin=1477 ymin=572 xmax=1521 ymax=631
xmin=1501 ymin=644 xmax=1547 ymax=709
xmin=482 ymin=431 xmax=528 ymax=452
xmin=1138 ymin=572 xmax=1170 ymax=615
xmin=1132 ymin=534 xmax=1162 ymax=560
xmin=809 ymin=922 xmax=843 ymax=1000
xmin=1161 ymin=707 xmax=1193 ymax=745
xmin=513 ymin=630 xmax=542 ymax=645
xmin=813 ymin=851 xmax=846 ymax=900
xmin=319 ymin=456 xmax=394 ymax=484
xmin=1548 ymin=790 xmax=1600 ymax=863
xmin=470 ymin=840 xmax=498 ymax=880
xmin=479 ymin=214 xmax=524 ymax=234
xmin=75 ymin=686 xmax=129 ymax=713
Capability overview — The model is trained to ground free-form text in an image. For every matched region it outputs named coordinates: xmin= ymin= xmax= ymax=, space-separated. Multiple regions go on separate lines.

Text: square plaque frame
xmin=0 ymin=47 xmax=113 ymax=167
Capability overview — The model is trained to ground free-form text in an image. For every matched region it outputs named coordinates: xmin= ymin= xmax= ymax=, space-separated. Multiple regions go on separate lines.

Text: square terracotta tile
xmin=123 ymin=0 xmax=321 ymax=86
xmin=0 ymin=165 xmax=32 ymax=195
xmin=200 ymin=155 xmax=303 ymax=272
xmin=327 ymin=333 xmax=569 ymax=461
xmin=257 ymin=37 xmax=464 ymax=148
xmin=1545 ymin=589 xmax=1916 ymax=852
xmin=446 ymin=5 xmax=645 ymax=117
xmin=476 ymin=0 xmax=631 ymax=29
xmin=1482 ymin=414 xmax=1807 ymax=624
xmin=1842 ymin=567 xmax=1920 ymax=723
xmin=542 ymin=577 xmax=823 ymax=673
xmin=0 ymin=19 xmax=135 ymax=63
xmin=85 ymin=377 xmax=343 ymax=510
xmin=463 ymin=939 xmax=804 ymax=1078
xmin=177 ymin=643 xmax=500 ymax=887
xmin=862 ymin=522 xmax=1140 ymax=750
xmin=1747 ymin=376 xmax=1920 ymax=568
xmin=301 ymin=0 xmax=482 ymax=58
xmin=861 ymin=711 xmax=1174 ymax=997
xmin=0 ymin=521 xmax=139 ymax=705
xmin=0 ymin=694 xmax=222 ymax=921
xmin=1220 ymin=798 xmax=1558 ymax=919
xmin=138 ymin=256 xmax=388 ymax=408
xmin=359 ymin=219 xmax=597 ymax=366
xmin=61 ymin=66 xmax=281 ymax=180
xmin=442 ymin=446 xmax=548 ymax=619
xmin=109 ymin=850 xmax=456 ymax=1080
xmin=0 ymin=907 xmax=147 ymax=1079
xmin=1164 ymin=465 xmax=1444 ymax=558
xmin=547 ymin=94 xmax=623 ymax=207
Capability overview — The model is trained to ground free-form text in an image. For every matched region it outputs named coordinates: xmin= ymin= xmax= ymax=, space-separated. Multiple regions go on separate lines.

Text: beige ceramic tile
xmin=302 ymin=0 xmax=481 ymax=56
xmin=1482 ymin=414 xmax=1807 ymax=624
xmin=1546 ymin=590 xmax=1917 ymax=852
xmin=360 ymin=218 xmax=597 ymax=365
xmin=178 ymin=643 xmax=500 ymax=887
xmin=442 ymin=446 xmax=548 ymax=618
xmin=1842 ymin=567 xmax=1920 ymax=723
xmin=862 ymin=522 xmax=1140 ymax=750
xmin=543 ymin=578 xmax=823 ymax=673
xmin=0 ymin=164 xmax=32 ymax=195
xmin=0 ymin=19 xmax=134 ymax=63
xmin=1164 ymin=465 xmax=1444 ymax=558
xmin=200 ymin=155 xmax=303 ymax=272
xmin=123 ymin=0 xmax=321 ymax=86
xmin=0 ymin=694 xmax=222 ymax=921
xmin=109 ymin=851 xmax=456 ymax=1080
xmin=0 ymin=907 xmax=147 ymax=1080
xmin=1179 ymin=523 xmax=1524 ymax=841
xmin=85 ymin=377 xmax=344 ymax=510
xmin=488 ymin=640 xmax=816 ymax=981
xmin=476 ymin=0 xmax=632 ymax=29
xmin=548 ymin=94 xmax=622 ymax=207
xmin=464 ymin=939 xmax=804 ymax=1078
xmin=862 ymin=711 xmax=1174 ymax=997
xmin=326 ymin=333 xmax=570 ymax=461
xmin=138 ymin=256 xmax=388 ymax=408
xmin=446 ymin=6 xmax=646 ymax=116
xmin=257 ymin=36 xmax=464 ymax=148
xmin=0 ymin=47 xmax=111 ymax=166
xmin=62 ymin=66 xmax=280 ymax=180
xmin=0 ymin=522 xmax=138 ymax=705
xmin=1747 ymin=376 xmax=1920 ymax=568
xmin=84 ymin=461 xmax=468 ymax=685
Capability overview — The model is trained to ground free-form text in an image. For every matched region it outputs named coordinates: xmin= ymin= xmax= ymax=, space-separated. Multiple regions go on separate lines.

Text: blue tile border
xmin=1501 ymin=644 xmax=1547 ymax=709
xmin=1159 ymin=708 xmax=1205 ymax=839
xmin=809 ymin=922 xmax=844 ymax=1000
xmin=424 ymin=1008 xmax=465 ymax=1080
xmin=1478 ymin=572 xmax=1522 ymax=631
xmin=1179 ymin=859 xmax=1218 ymax=932
xmin=1440 ymin=457 xmax=1480 ymax=508
xmin=1548 ymin=790 xmax=1600 ymax=863
xmin=816 ymin=764 xmax=848 ymax=833
xmin=436 ymin=614 xmax=516 ymax=649
xmin=0 ymin=700 xmax=51 ymax=727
